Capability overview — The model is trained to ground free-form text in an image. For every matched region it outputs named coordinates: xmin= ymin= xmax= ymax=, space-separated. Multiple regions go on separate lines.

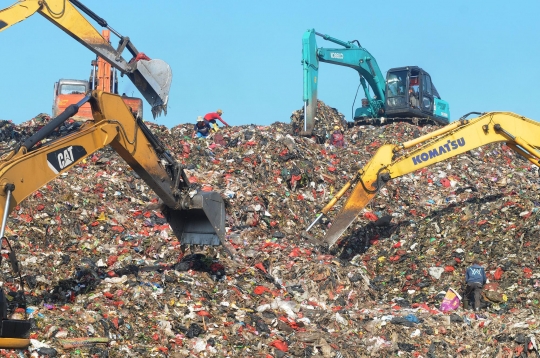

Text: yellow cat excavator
xmin=306 ymin=112 xmax=540 ymax=247
xmin=0 ymin=0 xmax=223 ymax=347
xmin=0 ymin=0 xmax=172 ymax=118
xmin=0 ymin=91 xmax=230 ymax=348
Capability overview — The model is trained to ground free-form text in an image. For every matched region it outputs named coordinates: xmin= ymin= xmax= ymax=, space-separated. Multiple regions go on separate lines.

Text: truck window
xmin=60 ymin=84 xmax=87 ymax=95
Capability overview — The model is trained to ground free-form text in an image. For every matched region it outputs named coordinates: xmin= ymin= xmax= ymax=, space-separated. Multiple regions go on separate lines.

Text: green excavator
xmin=298 ymin=29 xmax=451 ymax=136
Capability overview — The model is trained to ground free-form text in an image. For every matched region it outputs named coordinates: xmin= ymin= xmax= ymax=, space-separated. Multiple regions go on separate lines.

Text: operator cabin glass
xmin=60 ymin=84 xmax=87 ymax=95
xmin=421 ymin=74 xmax=433 ymax=110
xmin=386 ymin=70 xmax=408 ymax=108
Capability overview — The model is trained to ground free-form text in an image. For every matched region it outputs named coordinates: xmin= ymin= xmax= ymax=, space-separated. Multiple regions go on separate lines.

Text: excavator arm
xmin=301 ymin=29 xmax=386 ymax=136
xmin=0 ymin=91 xmax=229 ymax=346
xmin=0 ymin=0 xmax=171 ymax=117
xmin=307 ymin=112 xmax=540 ymax=247
xmin=0 ymin=90 xmax=230 ymax=253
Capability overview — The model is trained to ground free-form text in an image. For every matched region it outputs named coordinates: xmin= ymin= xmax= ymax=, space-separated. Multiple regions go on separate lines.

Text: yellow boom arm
xmin=0 ymin=91 xmax=230 ymax=254
xmin=314 ymin=112 xmax=540 ymax=246
xmin=0 ymin=0 xmax=171 ymax=117
xmin=0 ymin=92 xmax=230 ymax=345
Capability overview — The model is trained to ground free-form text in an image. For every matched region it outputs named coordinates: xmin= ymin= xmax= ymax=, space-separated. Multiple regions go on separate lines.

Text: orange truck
xmin=52 ymin=30 xmax=143 ymax=120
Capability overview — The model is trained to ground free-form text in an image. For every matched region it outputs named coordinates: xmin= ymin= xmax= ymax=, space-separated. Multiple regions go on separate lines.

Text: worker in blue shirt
xmin=192 ymin=116 xmax=212 ymax=138
xmin=465 ymin=259 xmax=486 ymax=311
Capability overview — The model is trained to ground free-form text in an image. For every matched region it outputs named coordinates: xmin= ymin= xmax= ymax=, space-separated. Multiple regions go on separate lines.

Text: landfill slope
xmin=1 ymin=107 xmax=540 ymax=357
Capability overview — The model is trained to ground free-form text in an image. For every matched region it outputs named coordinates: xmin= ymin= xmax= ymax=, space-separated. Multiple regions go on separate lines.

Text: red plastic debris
xmin=440 ymin=178 xmax=451 ymax=187
xmin=363 ymin=212 xmax=378 ymax=221
xmin=107 ymin=256 xmax=118 ymax=267
xmin=133 ymin=53 xmax=151 ymax=62
xmin=269 ymin=340 xmax=288 ymax=352
xmin=494 ymin=267 xmax=503 ymax=280
xmin=253 ymin=286 xmax=270 ymax=295
xmin=196 ymin=310 xmax=212 ymax=318
xmin=254 ymin=262 xmax=268 ymax=273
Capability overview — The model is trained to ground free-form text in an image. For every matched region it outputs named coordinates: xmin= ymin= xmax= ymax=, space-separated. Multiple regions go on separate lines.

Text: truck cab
xmin=52 ymin=75 xmax=143 ymax=121
xmin=384 ymin=66 xmax=450 ymax=125
xmin=52 ymin=79 xmax=92 ymax=119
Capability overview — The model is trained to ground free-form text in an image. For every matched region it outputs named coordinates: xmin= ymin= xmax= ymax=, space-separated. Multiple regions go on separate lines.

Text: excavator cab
xmin=384 ymin=66 xmax=450 ymax=125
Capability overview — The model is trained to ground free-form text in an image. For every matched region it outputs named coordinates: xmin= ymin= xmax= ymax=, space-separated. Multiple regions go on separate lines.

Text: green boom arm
xmin=301 ymin=29 xmax=387 ymax=135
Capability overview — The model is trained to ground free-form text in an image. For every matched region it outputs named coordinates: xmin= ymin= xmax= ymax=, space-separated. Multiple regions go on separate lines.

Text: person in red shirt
xmin=204 ymin=109 xmax=229 ymax=131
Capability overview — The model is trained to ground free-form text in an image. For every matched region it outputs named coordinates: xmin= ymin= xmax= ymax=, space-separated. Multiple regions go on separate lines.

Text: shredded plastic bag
xmin=439 ymin=288 xmax=461 ymax=312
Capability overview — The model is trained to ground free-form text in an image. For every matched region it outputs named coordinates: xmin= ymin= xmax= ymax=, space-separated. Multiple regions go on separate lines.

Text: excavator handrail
xmin=309 ymin=112 xmax=540 ymax=247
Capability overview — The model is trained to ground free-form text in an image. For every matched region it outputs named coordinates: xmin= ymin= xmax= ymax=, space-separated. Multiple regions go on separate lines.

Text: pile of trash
xmin=0 ymin=103 xmax=540 ymax=357
xmin=290 ymin=100 xmax=348 ymax=142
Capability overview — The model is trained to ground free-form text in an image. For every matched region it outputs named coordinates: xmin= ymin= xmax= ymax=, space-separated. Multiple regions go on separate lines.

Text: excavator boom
xmin=301 ymin=30 xmax=318 ymax=135
xmin=0 ymin=90 xmax=230 ymax=345
xmin=0 ymin=0 xmax=171 ymax=117
xmin=300 ymin=29 xmax=387 ymax=136
xmin=0 ymin=90 xmax=229 ymax=253
xmin=311 ymin=112 xmax=540 ymax=246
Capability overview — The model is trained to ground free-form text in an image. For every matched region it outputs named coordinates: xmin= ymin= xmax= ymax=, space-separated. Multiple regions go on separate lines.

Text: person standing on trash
xmin=204 ymin=109 xmax=229 ymax=132
xmin=192 ymin=116 xmax=212 ymax=139
xmin=329 ymin=125 xmax=345 ymax=147
xmin=465 ymin=259 xmax=487 ymax=311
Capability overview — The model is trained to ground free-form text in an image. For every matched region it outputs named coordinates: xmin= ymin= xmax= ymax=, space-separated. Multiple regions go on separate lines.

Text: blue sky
xmin=0 ymin=0 xmax=539 ymax=127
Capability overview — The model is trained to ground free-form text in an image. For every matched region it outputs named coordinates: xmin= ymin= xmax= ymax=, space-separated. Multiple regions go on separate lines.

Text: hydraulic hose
xmin=69 ymin=0 xmax=122 ymax=39
xmin=23 ymin=95 xmax=91 ymax=150
xmin=459 ymin=112 xmax=484 ymax=120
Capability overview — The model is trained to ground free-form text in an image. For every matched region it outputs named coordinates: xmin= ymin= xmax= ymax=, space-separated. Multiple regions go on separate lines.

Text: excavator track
xmin=352 ymin=116 xmax=448 ymax=127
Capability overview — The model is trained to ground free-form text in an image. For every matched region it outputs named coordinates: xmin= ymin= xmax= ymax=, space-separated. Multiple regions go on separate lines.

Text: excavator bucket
xmin=321 ymin=145 xmax=396 ymax=247
xmin=322 ymin=178 xmax=378 ymax=247
xmin=127 ymin=59 xmax=172 ymax=118
xmin=164 ymin=191 xmax=234 ymax=254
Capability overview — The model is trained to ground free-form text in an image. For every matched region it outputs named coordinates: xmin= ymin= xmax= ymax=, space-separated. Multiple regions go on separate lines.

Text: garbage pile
xmin=1 ymin=105 xmax=540 ymax=357
xmin=290 ymin=100 xmax=348 ymax=141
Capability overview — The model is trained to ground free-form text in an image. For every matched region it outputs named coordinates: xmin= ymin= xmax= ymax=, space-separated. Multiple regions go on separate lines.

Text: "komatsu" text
xmin=412 ymin=138 xmax=466 ymax=165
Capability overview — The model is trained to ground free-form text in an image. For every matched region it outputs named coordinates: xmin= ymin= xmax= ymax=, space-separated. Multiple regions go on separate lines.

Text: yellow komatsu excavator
xmin=0 ymin=0 xmax=172 ymax=118
xmin=0 ymin=91 xmax=230 ymax=348
xmin=306 ymin=112 xmax=540 ymax=247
